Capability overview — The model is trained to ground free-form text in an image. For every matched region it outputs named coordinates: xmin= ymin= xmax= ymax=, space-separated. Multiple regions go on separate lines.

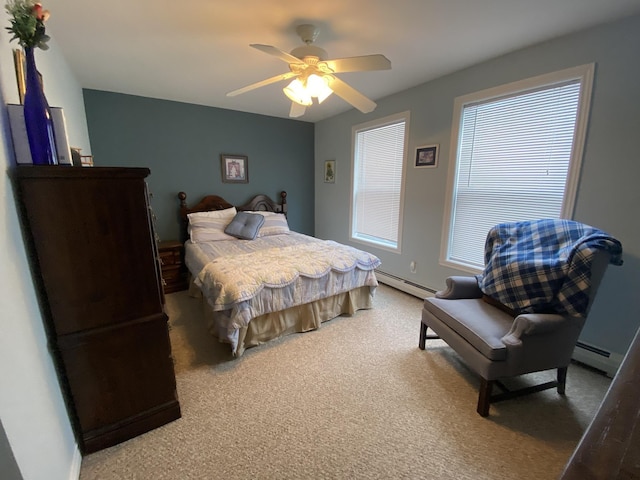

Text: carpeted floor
xmin=79 ymin=284 xmax=610 ymax=480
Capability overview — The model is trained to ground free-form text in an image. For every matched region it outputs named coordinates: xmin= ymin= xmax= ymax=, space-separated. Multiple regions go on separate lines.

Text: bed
xmin=177 ymin=190 xmax=381 ymax=357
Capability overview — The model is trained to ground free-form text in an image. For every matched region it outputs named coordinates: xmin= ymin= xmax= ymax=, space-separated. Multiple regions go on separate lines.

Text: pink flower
xmin=6 ymin=0 xmax=52 ymax=49
xmin=31 ymin=3 xmax=49 ymax=21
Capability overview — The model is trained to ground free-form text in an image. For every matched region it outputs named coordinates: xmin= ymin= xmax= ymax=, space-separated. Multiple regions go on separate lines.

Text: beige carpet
xmin=79 ymin=284 xmax=610 ymax=480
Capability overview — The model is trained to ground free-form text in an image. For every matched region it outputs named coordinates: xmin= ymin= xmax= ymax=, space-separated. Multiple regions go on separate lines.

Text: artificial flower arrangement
xmin=5 ymin=0 xmax=50 ymax=50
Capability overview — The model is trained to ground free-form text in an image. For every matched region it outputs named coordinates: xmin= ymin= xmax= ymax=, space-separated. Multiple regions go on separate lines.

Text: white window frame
xmin=440 ymin=64 xmax=595 ymax=273
xmin=350 ymin=111 xmax=410 ymax=253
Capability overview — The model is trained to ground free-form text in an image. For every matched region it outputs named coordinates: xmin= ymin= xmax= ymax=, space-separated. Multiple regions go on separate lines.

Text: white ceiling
xmin=47 ymin=0 xmax=640 ymax=123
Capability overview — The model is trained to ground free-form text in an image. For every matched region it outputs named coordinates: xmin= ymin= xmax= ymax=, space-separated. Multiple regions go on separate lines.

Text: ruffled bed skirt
xmin=189 ymin=281 xmax=373 ymax=357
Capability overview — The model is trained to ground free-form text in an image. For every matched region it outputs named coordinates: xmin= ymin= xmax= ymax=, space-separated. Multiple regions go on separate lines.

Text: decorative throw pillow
xmin=251 ymin=211 xmax=290 ymax=236
xmin=224 ymin=212 xmax=265 ymax=240
xmin=187 ymin=207 xmax=238 ymax=242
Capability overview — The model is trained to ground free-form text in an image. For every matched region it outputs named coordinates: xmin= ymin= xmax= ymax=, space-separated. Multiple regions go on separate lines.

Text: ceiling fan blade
xmin=320 ymin=54 xmax=391 ymax=73
xmin=250 ymin=44 xmax=304 ymax=65
xmin=227 ymin=72 xmax=298 ymax=97
xmin=326 ymin=76 xmax=377 ymax=113
xmin=289 ymin=102 xmax=306 ymax=118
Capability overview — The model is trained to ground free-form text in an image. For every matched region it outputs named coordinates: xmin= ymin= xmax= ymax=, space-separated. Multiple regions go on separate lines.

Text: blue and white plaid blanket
xmin=477 ymin=219 xmax=623 ymax=317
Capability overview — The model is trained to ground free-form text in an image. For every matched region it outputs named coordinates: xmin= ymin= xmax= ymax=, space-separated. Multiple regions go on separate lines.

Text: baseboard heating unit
xmin=572 ymin=341 xmax=622 ymax=377
xmin=374 ymin=270 xmax=436 ymax=299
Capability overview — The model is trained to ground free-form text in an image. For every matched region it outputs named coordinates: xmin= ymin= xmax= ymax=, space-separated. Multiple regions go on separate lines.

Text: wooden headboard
xmin=177 ymin=191 xmax=287 ymax=242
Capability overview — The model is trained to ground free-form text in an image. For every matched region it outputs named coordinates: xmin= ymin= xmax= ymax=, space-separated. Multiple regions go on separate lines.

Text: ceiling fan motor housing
xmin=290 ymin=45 xmax=328 ymax=62
xmin=296 ymin=24 xmax=319 ymax=44
xmin=291 ymin=24 xmax=327 ymax=61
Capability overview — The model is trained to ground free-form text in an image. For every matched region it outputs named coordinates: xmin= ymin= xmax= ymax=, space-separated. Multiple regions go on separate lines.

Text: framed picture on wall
xmin=415 ymin=144 xmax=439 ymax=168
xmin=221 ymin=154 xmax=249 ymax=183
xmin=324 ymin=160 xmax=336 ymax=183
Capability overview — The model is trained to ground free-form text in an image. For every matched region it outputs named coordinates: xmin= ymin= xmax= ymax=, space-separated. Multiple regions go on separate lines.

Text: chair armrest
xmin=435 ymin=276 xmax=483 ymax=299
xmin=501 ymin=313 xmax=572 ymax=345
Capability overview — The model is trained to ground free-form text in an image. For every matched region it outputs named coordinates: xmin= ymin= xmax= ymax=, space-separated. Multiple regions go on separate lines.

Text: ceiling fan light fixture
xmin=283 ymin=79 xmax=312 ymax=106
xmin=307 ymin=74 xmax=333 ymax=103
xmin=238 ymin=24 xmax=389 ymax=116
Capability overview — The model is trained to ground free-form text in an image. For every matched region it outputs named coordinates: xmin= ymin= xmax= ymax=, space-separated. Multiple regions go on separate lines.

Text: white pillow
xmin=248 ymin=211 xmax=290 ymax=236
xmin=187 ymin=207 xmax=238 ymax=242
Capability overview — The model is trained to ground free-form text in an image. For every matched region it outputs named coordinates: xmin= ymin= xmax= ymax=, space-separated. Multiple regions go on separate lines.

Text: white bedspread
xmin=185 ymin=232 xmax=381 ymax=333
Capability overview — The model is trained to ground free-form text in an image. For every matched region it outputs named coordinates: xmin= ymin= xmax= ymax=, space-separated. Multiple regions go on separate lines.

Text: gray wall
xmin=83 ymin=90 xmax=315 ymax=241
xmin=314 ymin=14 xmax=640 ymax=359
xmin=1 ymin=10 xmax=89 ymax=478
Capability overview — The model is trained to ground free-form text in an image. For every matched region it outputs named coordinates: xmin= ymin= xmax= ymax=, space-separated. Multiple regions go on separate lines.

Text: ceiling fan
xmin=226 ymin=24 xmax=391 ymax=118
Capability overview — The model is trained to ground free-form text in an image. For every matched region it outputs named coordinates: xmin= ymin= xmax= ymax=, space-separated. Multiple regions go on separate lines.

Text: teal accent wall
xmin=83 ymin=90 xmax=315 ymax=241
xmin=315 ymin=14 xmax=640 ymax=360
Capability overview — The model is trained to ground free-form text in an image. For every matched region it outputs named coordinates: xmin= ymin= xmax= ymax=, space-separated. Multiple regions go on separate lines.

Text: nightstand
xmin=158 ymin=240 xmax=188 ymax=293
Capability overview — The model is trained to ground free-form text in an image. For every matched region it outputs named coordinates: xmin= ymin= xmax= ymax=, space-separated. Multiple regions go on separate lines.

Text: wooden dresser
xmin=15 ymin=166 xmax=181 ymax=454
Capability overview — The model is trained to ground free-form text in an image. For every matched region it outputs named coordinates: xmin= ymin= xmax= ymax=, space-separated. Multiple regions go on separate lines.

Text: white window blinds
xmin=351 ymin=114 xmax=407 ymax=250
xmin=443 ymin=66 xmax=593 ymax=270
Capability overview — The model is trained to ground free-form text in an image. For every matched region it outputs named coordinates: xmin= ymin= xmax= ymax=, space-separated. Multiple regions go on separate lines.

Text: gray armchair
xmin=419 ymin=220 xmax=622 ymax=416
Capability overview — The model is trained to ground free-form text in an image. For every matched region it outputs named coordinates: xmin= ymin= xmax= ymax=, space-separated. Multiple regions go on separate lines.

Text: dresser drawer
xmin=158 ymin=241 xmax=188 ymax=293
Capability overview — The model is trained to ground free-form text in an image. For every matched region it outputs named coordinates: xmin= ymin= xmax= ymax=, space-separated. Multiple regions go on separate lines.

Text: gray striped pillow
xmin=251 ymin=211 xmax=290 ymax=236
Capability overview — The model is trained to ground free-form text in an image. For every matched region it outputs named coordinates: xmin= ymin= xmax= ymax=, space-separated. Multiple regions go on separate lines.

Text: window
xmin=441 ymin=64 xmax=595 ymax=272
xmin=351 ymin=112 xmax=409 ymax=251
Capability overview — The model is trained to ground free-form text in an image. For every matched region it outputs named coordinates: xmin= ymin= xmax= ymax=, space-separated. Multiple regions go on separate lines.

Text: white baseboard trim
xmin=69 ymin=445 xmax=82 ymax=480
xmin=375 ymin=270 xmax=436 ymax=299
xmin=572 ymin=341 xmax=623 ymax=377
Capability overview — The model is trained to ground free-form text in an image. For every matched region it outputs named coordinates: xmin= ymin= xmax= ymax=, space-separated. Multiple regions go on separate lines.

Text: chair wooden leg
xmin=477 ymin=378 xmax=493 ymax=417
xmin=557 ymin=366 xmax=568 ymax=395
xmin=419 ymin=322 xmax=441 ymax=350
xmin=419 ymin=323 xmax=427 ymax=350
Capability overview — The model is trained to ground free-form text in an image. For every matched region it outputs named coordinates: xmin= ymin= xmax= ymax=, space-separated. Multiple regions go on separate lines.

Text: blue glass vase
xmin=23 ymin=47 xmax=58 ymax=165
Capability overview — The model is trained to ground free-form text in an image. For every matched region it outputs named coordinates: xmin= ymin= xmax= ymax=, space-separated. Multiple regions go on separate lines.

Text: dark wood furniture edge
xmin=238 ymin=192 xmax=287 ymax=214
xmin=15 ymin=165 xmax=151 ymax=179
xmin=561 ymin=326 xmax=640 ymax=479
xmin=56 ymin=312 xmax=168 ymax=347
xmin=82 ymin=400 xmax=181 ymax=454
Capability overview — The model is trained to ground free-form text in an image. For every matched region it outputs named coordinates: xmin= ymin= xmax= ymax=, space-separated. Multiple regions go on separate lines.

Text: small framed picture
xmin=324 ymin=160 xmax=336 ymax=183
xmin=13 ymin=49 xmax=25 ymax=104
xmin=415 ymin=144 xmax=439 ymax=168
xmin=80 ymin=155 xmax=94 ymax=167
xmin=221 ymin=154 xmax=249 ymax=183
